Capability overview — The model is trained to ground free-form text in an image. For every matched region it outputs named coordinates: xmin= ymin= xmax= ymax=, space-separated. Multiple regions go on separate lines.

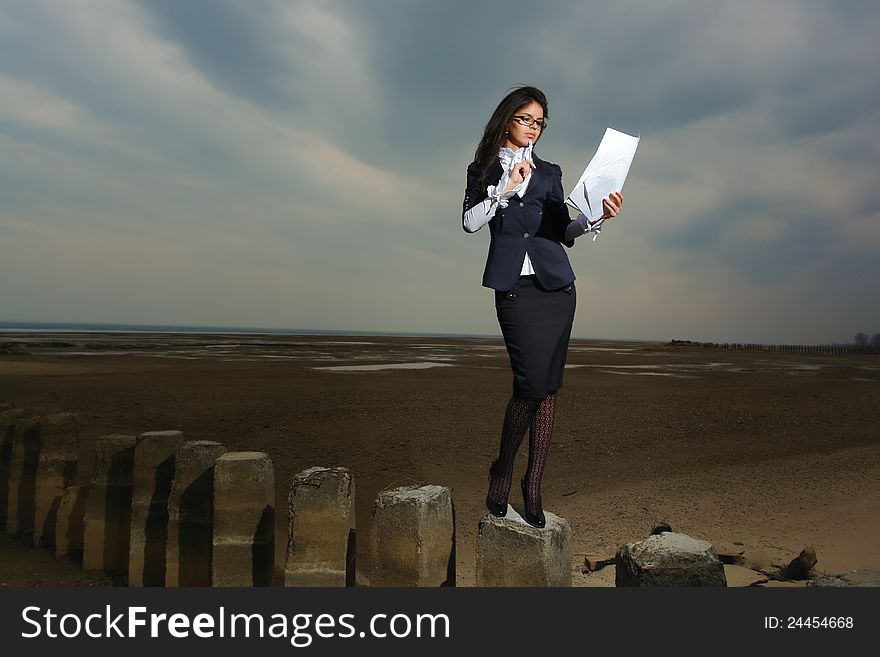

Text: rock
xmin=370 ymin=484 xmax=454 ymax=587
xmin=284 ymin=466 xmax=355 ymax=587
xmin=6 ymin=417 xmax=43 ymax=537
xmin=476 ymin=511 xmax=572 ymax=586
xmin=212 ymin=452 xmax=275 ymax=587
xmin=723 ymin=564 xmax=768 ymax=587
xmin=808 ymin=575 xmax=847 ymax=587
xmin=129 ymin=430 xmax=186 ymax=586
xmin=0 ymin=407 xmax=27 ymax=531
xmin=582 ymin=554 xmax=615 ymax=572
xmin=779 ymin=546 xmax=817 ymax=580
xmin=841 ymin=569 xmax=880 ymax=587
xmin=54 ymin=483 xmax=90 ymax=557
xmin=82 ymin=434 xmax=136 ymax=574
xmin=166 ymin=440 xmax=226 ymax=587
xmin=615 ymin=531 xmax=727 ymax=587
xmin=33 ymin=413 xmax=79 ymax=547
xmin=715 ymin=543 xmax=746 ymax=565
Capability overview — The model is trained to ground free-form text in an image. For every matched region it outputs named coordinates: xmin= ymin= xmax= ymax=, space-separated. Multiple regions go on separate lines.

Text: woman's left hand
xmin=600 ymin=191 xmax=623 ymax=220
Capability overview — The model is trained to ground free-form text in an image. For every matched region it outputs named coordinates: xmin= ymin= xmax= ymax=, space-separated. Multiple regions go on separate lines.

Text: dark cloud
xmin=653 ymin=193 xmax=844 ymax=286
xmin=330 ymin=1 xmax=593 ymax=164
xmin=131 ymin=0 xmax=298 ymax=109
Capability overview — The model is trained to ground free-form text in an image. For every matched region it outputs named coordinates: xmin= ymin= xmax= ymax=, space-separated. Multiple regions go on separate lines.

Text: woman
xmin=462 ymin=86 xmax=622 ymax=528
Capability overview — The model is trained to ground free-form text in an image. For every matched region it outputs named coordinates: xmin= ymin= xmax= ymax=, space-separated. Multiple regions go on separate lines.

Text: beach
xmin=1 ymin=332 xmax=878 ymax=587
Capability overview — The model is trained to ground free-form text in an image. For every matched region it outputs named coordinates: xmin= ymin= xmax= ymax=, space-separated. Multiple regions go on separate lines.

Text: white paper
xmin=566 ymin=127 xmax=639 ymax=220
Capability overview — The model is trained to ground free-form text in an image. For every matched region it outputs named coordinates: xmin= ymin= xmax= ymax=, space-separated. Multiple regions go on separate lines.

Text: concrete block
xmin=166 ymin=440 xmax=226 ymax=587
xmin=0 ymin=407 xmax=26 ymax=530
xmin=129 ymin=430 xmax=185 ymax=586
xmin=615 ymin=531 xmax=727 ymax=587
xmin=5 ymin=416 xmax=41 ymax=536
xmin=33 ymin=412 xmax=79 ymax=547
xmin=370 ymin=484 xmax=455 ymax=587
xmin=55 ymin=483 xmax=91 ymax=557
xmin=212 ymin=452 xmax=274 ymax=587
xmin=284 ymin=466 xmax=355 ymax=587
xmin=82 ymin=434 xmax=137 ymax=573
xmin=475 ymin=512 xmax=572 ymax=586
xmin=582 ymin=554 xmax=615 ymax=572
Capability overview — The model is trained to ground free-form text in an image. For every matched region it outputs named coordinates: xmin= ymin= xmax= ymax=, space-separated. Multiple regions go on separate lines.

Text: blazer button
xmin=518 ymin=202 xmax=524 ymax=208
xmin=523 ymin=232 xmax=530 ymax=238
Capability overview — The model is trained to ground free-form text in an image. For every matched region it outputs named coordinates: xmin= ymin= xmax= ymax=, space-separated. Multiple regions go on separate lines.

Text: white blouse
xmin=463 ymin=146 xmax=606 ymax=274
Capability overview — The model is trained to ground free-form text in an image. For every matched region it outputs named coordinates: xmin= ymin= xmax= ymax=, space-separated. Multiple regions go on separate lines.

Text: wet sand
xmin=1 ymin=332 xmax=878 ymax=586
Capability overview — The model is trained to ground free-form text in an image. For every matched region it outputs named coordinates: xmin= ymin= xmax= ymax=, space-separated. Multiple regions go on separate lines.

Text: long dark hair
xmin=473 ymin=86 xmax=548 ymax=187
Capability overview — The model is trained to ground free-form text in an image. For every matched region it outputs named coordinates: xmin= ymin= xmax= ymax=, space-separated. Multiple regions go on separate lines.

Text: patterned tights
xmin=487 ymin=392 xmax=558 ymax=516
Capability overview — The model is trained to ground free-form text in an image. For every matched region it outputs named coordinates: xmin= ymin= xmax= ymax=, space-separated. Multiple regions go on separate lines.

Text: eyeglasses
xmin=513 ymin=115 xmax=547 ymax=130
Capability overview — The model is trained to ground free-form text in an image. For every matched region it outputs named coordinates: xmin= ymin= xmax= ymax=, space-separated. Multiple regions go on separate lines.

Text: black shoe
xmin=485 ymin=459 xmax=508 ymax=517
xmin=520 ymin=476 xmax=546 ymax=528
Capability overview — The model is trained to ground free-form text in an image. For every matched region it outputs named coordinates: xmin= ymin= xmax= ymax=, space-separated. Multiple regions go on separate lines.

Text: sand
xmin=1 ymin=332 xmax=878 ymax=587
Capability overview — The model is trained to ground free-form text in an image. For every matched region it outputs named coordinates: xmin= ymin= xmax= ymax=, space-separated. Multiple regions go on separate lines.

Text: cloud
xmin=0 ymin=0 xmax=878 ymax=342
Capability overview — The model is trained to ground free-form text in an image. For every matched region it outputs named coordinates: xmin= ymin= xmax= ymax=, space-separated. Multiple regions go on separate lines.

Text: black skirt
xmin=494 ymin=275 xmax=576 ymax=399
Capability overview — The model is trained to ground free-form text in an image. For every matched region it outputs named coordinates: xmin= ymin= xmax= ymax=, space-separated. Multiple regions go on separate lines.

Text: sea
xmin=0 ymin=321 xmax=497 ymax=339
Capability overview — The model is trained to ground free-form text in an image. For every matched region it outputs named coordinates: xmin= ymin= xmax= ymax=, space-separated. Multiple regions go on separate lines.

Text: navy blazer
xmin=462 ymin=153 xmax=576 ymax=291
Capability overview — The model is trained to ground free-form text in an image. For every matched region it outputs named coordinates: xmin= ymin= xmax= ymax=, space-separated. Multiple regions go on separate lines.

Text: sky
xmin=1 ymin=0 xmax=878 ymax=344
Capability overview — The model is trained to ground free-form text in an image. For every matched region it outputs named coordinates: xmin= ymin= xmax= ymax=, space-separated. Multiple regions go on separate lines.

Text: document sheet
xmin=566 ymin=127 xmax=640 ymax=221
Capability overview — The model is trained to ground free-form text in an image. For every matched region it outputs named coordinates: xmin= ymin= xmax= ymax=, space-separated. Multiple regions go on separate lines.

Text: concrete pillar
xmin=5 ymin=416 xmax=41 ymax=537
xmin=615 ymin=531 xmax=727 ymax=586
xmin=369 ymin=484 xmax=455 ymax=587
xmin=284 ymin=466 xmax=355 ymax=587
xmin=166 ymin=440 xmax=227 ymax=587
xmin=0 ymin=407 xmax=26 ymax=530
xmin=33 ymin=412 xmax=79 ymax=547
xmin=82 ymin=434 xmax=137 ymax=573
xmin=54 ymin=483 xmax=91 ymax=557
xmin=129 ymin=430 xmax=185 ymax=587
xmin=212 ymin=452 xmax=275 ymax=587
xmin=475 ymin=512 xmax=572 ymax=586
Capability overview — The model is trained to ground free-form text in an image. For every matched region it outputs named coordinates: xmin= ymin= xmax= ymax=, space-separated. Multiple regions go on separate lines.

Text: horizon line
xmin=0 ymin=320 xmax=862 ymax=347
xmin=0 ymin=319 xmax=653 ymax=343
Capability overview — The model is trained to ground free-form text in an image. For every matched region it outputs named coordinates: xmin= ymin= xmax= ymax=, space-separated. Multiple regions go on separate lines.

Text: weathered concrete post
xmin=369 ymin=484 xmax=455 ymax=587
xmin=284 ymin=466 xmax=355 ymax=587
xmin=5 ymin=416 xmax=41 ymax=537
xmin=166 ymin=440 xmax=227 ymax=587
xmin=54 ymin=484 xmax=91 ymax=557
xmin=33 ymin=413 xmax=79 ymax=547
xmin=615 ymin=531 xmax=727 ymax=586
xmin=0 ymin=407 xmax=26 ymax=530
xmin=129 ymin=430 xmax=185 ymax=587
xmin=475 ymin=512 xmax=572 ymax=586
xmin=212 ymin=452 xmax=275 ymax=587
xmin=82 ymin=434 xmax=137 ymax=573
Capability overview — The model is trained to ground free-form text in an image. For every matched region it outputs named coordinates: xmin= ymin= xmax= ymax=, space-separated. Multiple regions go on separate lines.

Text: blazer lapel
xmin=522 ymin=155 xmax=546 ymax=199
xmin=490 ymin=159 xmax=504 ymax=183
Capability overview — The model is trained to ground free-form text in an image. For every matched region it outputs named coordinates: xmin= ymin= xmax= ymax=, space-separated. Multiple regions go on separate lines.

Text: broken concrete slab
xmin=615 ymin=531 xmax=727 ymax=587
xmin=476 ymin=511 xmax=572 ymax=587
xmin=212 ymin=452 xmax=275 ymax=587
xmin=284 ymin=466 xmax=355 ymax=587
xmin=369 ymin=484 xmax=455 ymax=587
